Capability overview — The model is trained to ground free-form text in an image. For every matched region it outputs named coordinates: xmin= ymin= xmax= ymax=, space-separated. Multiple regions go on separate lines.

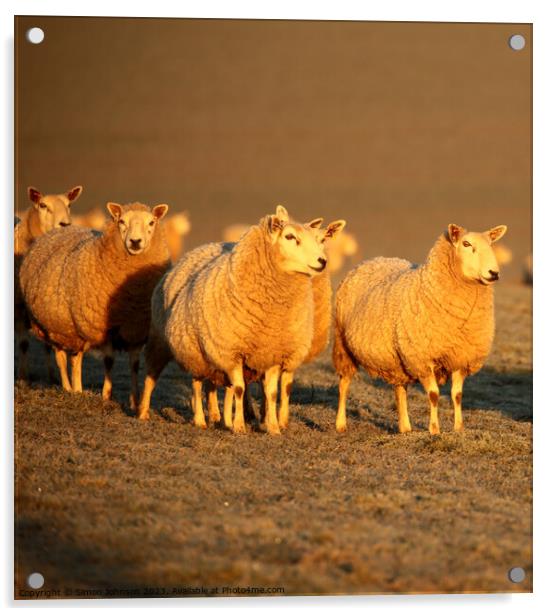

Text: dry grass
xmin=14 ymin=283 xmax=532 ymax=598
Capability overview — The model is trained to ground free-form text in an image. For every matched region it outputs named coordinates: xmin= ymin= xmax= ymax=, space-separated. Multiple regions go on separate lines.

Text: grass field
xmin=14 ymin=283 xmax=532 ymax=598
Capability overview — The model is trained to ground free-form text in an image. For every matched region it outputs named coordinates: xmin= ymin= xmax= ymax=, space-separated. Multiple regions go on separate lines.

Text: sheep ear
xmin=308 ymin=218 xmax=324 ymax=229
xmin=106 ymin=202 xmax=123 ymax=221
xmin=275 ymin=205 xmax=289 ymax=222
xmin=487 ymin=225 xmax=507 ymax=244
xmin=28 ymin=187 xmax=42 ymax=206
xmin=325 ymin=220 xmax=346 ymax=239
xmin=152 ymin=204 xmax=169 ymax=220
xmin=447 ymin=224 xmax=464 ymax=244
xmin=66 ymin=185 xmax=83 ymax=204
xmin=268 ymin=214 xmax=283 ymax=241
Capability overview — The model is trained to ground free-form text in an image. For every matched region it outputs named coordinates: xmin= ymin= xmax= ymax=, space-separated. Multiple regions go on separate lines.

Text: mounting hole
xmin=26 ymin=27 xmax=45 ymax=45
xmin=27 ymin=572 xmax=45 ymax=589
xmin=508 ymin=34 xmax=525 ymax=51
xmin=508 ymin=566 xmax=526 ymax=583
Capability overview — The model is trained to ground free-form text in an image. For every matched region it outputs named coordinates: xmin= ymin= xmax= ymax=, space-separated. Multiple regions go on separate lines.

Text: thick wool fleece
xmin=334 ymin=232 xmax=495 ymax=386
xmin=15 ymin=208 xmax=50 ymax=316
xmin=20 ymin=203 xmax=170 ymax=353
xmin=162 ymin=218 xmax=314 ymax=382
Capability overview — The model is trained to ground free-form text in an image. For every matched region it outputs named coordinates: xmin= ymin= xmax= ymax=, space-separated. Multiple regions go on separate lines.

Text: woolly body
xmin=335 ymin=233 xmax=494 ymax=385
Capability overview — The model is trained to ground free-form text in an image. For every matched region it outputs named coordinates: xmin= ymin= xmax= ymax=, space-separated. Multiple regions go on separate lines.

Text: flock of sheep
xmin=15 ymin=185 xmax=509 ymax=435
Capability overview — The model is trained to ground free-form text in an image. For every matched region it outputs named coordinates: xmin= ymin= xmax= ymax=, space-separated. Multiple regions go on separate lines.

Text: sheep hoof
xmin=278 ymin=420 xmax=288 ymax=430
xmin=399 ymin=424 xmax=412 ymax=434
xmin=194 ymin=420 xmax=208 ymax=430
xmin=266 ymin=423 xmax=281 ymax=436
xmin=336 ymin=423 xmax=347 ymax=433
xmin=233 ymin=422 xmax=247 ymax=434
xmin=137 ymin=411 xmax=150 ymax=421
xmin=429 ymin=423 xmax=440 ymax=435
xmin=454 ymin=423 xmax=464 ymax=432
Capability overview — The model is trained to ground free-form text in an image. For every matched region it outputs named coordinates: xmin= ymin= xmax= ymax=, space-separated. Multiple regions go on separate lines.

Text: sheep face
xmin=27 ymin=185 xmax=82 ymax=232
xmin=267 ymin=206 xmax=327 ymax=276
xmin=448 ymin=223 xmax=508 ymax=285
xmin=308 ymin=219 xmax=348 ymax=273
xmin=107 ymin=202 xmax=169 ymax=255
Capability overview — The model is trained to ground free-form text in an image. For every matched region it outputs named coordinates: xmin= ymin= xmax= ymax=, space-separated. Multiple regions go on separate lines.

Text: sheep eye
xmin=39 ymin=203 xmax=47 ymax=210
xmin=149 ymin=220 xmax=155 ymax=227
xmin=118 ymin=219 xmax=125 ymax=226
xmin=462 ymin=241 xmax=471 ymax=248
xmin=285 ymin=234 xmax=296 ymax=241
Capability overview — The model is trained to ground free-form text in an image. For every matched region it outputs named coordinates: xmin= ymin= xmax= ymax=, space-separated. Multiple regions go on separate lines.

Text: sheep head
xmin=107 ymin=202 xmax=169 ymax=256
xmin=447 ymin=223 xmax=508 ymax=285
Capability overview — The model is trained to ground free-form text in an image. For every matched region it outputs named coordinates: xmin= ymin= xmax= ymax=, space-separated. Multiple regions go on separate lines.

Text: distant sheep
xmin=20 ymin=202 xmax=170 ymax=407
xmin=492 ymin=243 xmax=513 ymax=268
xmin=137 ymin=205 xmax=327 ymax=435
xmin=163 ymin=212 xmax=191 ymax=262
xmin=15 ymin=185 xmax=83 ymax=380
xmin=333 ymin=223 xmax=507 ymax=434
xmin=71 ymin=206 xmax=107 ymax=231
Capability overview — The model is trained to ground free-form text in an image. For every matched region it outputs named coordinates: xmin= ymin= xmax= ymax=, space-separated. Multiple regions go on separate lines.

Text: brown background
xmin=15 ymin=17 xmax=531 ymax=279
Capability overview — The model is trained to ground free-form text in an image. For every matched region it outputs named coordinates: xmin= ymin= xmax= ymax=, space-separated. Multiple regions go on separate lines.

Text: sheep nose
xmin=129 ymin=238 xmax=142 ymax=250
xmin=318 ymin=257 xmax=327 ymax=267
xmin=58 ymin=221 xmax=71 ymax=227
xmin=488 ymin=270 xmax=499 ymax=281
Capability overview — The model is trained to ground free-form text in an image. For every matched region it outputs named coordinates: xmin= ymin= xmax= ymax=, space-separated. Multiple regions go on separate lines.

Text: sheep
xmin=333 ymin=223 xmax=507 ymax=435
xmin=492 ymin=243 xmax=513 ymax=268
xmin=15 ymin=185 xmax=83 ymax=380
xmin=137 ymin=205 xmax=328 ymax=435
xmin=71 ymin=206 xmax=107 ymax=230
xmin=19 ymin=202 xmax=170 ymax=407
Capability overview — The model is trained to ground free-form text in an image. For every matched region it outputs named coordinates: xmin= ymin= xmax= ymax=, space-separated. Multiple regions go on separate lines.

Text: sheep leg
xmin=229 ymin=365 xmax=247 ymax=434
xmin=451 ymin=370 xmax=465 ymax=432
xmin=263 ymin=365 xmax=281 ymax=435
xmin=223 ymin=385 xmax=234 ymax=429
xmin=278 ymin=370 xmax=294 ymax=430
xmin=128 ymin=348 xmax=141 ymax=412
xmin=54 ymin=348 xmax=71 ymax=391
xmin=102 ymin=350 xmax=114 ymax=401
xmin=206 ymin=380 xmax=221 ymax=425
xmin=191 ymin=378 xmax=207 ymax=429
xmin=137 ymin=334 xmax=172 ymax=420
xmin=336 ymin=375 xmax=352 ymax=433
xmin=395 ymin=384 xmax=412 ymax=433
xmin=420 ymin=370 xmax=440 ymax=435
xmin=70 ymin=352 xmax=83 ymax=393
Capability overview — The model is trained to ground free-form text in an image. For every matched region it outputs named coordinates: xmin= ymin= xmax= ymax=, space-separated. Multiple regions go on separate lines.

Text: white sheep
xmin=137 ymin=205 xmax=328 ymax=435
xmin=20 ymin=202 xmax=170 ymax=406
xmin=15 ymin=185 xmax=83 ymax=380
xmin=333 ymin=223 xmax=507 ymax=434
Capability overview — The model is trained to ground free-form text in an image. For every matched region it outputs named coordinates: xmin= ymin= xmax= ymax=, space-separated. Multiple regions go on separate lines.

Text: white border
xmin=2 ymin=1 xmax=553 ymax=614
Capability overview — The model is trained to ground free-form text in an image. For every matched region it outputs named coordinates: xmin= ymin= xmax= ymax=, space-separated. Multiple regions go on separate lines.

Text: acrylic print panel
xmin=14 ymin=17 xmax=532 ymax=598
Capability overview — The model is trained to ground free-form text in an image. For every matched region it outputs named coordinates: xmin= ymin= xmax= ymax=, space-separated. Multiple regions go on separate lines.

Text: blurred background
xmin=15 ymin=17 xmax=531 ymax=280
